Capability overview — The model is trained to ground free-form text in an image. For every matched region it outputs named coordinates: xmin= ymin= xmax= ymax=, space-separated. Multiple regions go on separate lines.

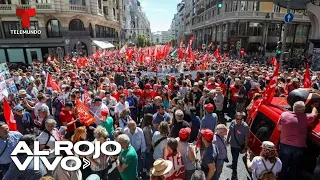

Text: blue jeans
xmin=136 ymin=149 xmax=142 ymax=176
xmin=279 ymin=143 xmax=305 ymax=180
xmin=144 ymin=152 xmax=151 ymax=172
xmin=231 ymin=147 xmax=241 ymax=177
xmin=213 ymin=159 xmax=224 ymax=180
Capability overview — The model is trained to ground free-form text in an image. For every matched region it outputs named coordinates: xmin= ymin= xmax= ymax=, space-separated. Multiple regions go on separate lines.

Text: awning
xmin=92 ymin=40 xmax=115 ymax=49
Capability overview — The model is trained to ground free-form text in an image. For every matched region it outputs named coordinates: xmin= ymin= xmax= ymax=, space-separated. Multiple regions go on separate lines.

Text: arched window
xmin=47 ymin=19 xmax=61 ymax=37
xmin=69 ymin=19 xmax=84 ymax=31
xmin=89 ymin=23 xmax=94 ymax=37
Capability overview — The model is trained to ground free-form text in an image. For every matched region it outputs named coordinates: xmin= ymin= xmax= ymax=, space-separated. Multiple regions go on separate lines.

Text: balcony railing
xmin=35 ymin=3 xmax=54 ymax=10
xmin=192 ymin=11 xmax=310 ymax=29
xmin=0 ymin=3 xmax=54 ymax=14
xmin=16 ymin=4 xmax=31 ymax=9
xmin=68 ymin=5 xmax=89 ymax=13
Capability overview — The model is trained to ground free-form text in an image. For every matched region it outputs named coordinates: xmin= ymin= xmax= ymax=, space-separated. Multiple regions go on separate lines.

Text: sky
xmin=140 ymin=0 xmax=181 ymax=32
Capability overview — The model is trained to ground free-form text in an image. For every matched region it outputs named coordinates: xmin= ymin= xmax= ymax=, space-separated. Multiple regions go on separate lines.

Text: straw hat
xmin=151 ymin=158 xmax=173 ymax=176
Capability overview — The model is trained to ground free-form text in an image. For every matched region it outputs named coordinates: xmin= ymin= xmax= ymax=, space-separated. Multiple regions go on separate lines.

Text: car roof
xmin=267 ymin=97 xmax=320 ymax=145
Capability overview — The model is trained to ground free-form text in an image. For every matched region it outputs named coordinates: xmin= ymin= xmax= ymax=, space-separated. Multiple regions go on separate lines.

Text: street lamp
xmin=264 ymin=13 xmax=271 ymax=53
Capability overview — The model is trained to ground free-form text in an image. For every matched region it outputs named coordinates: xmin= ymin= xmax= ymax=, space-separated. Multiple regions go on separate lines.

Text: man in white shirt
xmin=34 ymin=93 xmax=50 ymax=121
xmin=103 ymin=91 xmax=117 ymax=117
xmin=115 ymin=94 xmax=129 ymax=121
xmin=123 ymin=120 xmax=146 ymax=177
xmin=90 ymin=97 xmax=109 ymax=126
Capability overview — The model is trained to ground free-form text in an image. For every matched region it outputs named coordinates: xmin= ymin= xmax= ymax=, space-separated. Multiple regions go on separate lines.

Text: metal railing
xmin=35 ymin=3 xmax=54 ymax=10
xmin=68 ymin=4 xmax=89 ymax=13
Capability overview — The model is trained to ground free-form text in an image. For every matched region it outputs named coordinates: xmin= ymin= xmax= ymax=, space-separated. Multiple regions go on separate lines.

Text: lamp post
xmin=264 ymin=13 xmax=271 ymax=53
xmin=280 ymin=0 xmax=292 ymax=70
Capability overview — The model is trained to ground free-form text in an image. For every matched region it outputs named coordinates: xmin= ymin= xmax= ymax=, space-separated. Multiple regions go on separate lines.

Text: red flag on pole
xmin=251 ymin=60 xmax=280 ymax=119
xmin=75 ymin=99 xmax=95 ymax=126
xmin=304 ymin=64 xmax=311 ymax=88
xmin=271 ymin=56 xmax=278 ymax=67
xmin=45 ymin=73 xmax=61 ymax=92
xmin=3 ymin=98 xmax=17 ymax=131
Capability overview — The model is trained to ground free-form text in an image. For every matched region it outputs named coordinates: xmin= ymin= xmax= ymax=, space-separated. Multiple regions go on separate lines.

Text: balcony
xmin=191 ymin=11 xmax=310 ymax=29
xmin=0 ymin=3 xmax=53 ymax=14
xmin=35 ymin=3 xmax=54 ymax=11
xmin=68 ymin=4 xmax=89 ymax=13
xmin=62 ymin=30 xmax=90 ymax=38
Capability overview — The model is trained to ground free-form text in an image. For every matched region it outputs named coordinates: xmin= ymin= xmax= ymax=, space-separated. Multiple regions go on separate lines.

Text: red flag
xmin=223 ymin=53 xmax=227 ymax=60
xmin=271 ymin=56 xmax=278 ymax=67
xmin=202 ymin=52 xmax=209 ymax=62
xmin=45 ymin=73 xmax=60 ymax=92
xmin=251 ymin=61 xmax=280 ymax=119
xmin=262 ymin=60 xmax=280 ymax=105
xmin=178 ymin=39 xmax=184 ymax=59
xmin=3 ymin=98 xmax=17 ymax=131
xmin=304 ymin=64 xmax=311 ymax=88
xmin=75 ymin=99 xmax=95 ymax=126
xmin=186 ymin=37 xmax=194 ymax=56
xmin=214 ymin=49 xmax=222 ymax=63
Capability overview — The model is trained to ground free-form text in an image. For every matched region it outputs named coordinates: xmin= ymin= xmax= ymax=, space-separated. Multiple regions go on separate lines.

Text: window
xmin=7 ymin=49 xmax=25 ymax=63
xmin=253 ymin=2 xmax=259 ymax=11
xmin=47 ymin=19 xmax=61 ymax=37
xmin=273 ymin=5 xmax=281 ymax=13
xmin=24 ymin=22 xmax=40 ymax=38
xmin=0 ymin=0 xmax=12 ymax=4
xmin=248 ymin=23 xmax=263 ymax=36
xmin=69 ymin=19 xmax=84 ymax=31
xmin=69 ymin=0 xmax=85 ymax=5
xmin=113 ymin=8 xmax=116 ymax=17
xmin=229 ymin=23 xmax=238 ymax=36
xmin=250 ymin=112 xmax=276 ymax=142
xmin=3 ymin=21 xmax=22 ymax=38
xmin=98 ymin=0 xmax=102 ymax=9
xmin=240 ymin=1 xmax=247 ymax=11
xmin=104 ymin=6 xmax=108 ymax=15
xmin=21 ymin=0 xmax=30 ymax=4
xmin=89 ymin=23 xmax=94 ymax=37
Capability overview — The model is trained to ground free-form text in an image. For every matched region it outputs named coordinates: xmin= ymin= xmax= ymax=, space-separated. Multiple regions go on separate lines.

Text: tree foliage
xmin=136 ymin=34 xmax=152 ymax=47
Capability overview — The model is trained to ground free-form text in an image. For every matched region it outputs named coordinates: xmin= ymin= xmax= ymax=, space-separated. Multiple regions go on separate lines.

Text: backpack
xmin=258 ymin=158 xmax=277 ymax=180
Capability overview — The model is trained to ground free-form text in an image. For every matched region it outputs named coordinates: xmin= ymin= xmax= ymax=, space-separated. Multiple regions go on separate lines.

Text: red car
xmin=246 ymin=88 xmax=320 ymax=179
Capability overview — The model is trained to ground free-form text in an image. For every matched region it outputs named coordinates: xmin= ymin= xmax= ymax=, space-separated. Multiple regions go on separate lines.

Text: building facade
xmin=0 ymin=0 xmax=122 ymax=64
xmin=152 ymin=31 xmax=171 ymax=45
xmin=185 ymin=0 xmax=311 ymax=54
xmin=122 ymin=0 xmax=151 ymax=44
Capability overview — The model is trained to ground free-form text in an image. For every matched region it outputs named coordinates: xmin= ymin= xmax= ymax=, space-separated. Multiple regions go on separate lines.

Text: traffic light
xmin=218 ymin=1 xmax=222 ymax=8
xmin=276 ymin=41 xmax=282 ymax=58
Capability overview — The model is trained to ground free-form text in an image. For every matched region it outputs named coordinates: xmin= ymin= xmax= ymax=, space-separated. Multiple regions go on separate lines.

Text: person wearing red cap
xmin=177 ymin=128 xmax=196 ymax=180
xmin=200 ymin=129 xmax=218 ymax=180
xmin=168 ymin=76 xmax=176 ymax=92
xmin=200 ymin=103 xmax=217 ymax=131
xmin=142 ymin=84 xmax=156 ymax=106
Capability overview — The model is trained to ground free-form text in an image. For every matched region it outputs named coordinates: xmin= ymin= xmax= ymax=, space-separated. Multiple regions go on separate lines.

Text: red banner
xmin=75 ymin=99 xmax=95 ymax=126
xmin=3 ymin=99 xmax=17 ymax=131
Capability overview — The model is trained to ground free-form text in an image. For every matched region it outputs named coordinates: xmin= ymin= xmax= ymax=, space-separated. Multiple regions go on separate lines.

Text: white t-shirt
xmin=250 ymin=156 xmax=282 ymax=180
xmin=115 ymin=101 xmax=129 ymax=114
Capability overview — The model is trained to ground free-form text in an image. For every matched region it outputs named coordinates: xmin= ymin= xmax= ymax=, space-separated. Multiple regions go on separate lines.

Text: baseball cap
xmin=179 ymin=128 xmax=191 ymax=140
xmin=200 ymin=129 xmax=214 ymax=142
xmin=14 ymin=105 xmax=24 ymax=111
xmin=205 ymin=103 xmax=214 ymax=111
xmin=145 ymin=84 xmax=152 ymax=89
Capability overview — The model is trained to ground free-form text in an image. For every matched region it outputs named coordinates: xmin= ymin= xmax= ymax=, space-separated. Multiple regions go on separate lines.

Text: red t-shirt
xmin=133 ymin=90 xmax=143 ymax=107
xmin=59 ymin=110 xmax=76 ymax=133
xmin=165 ymin=152 xmax=185 ymax=180
xmin=142 ymin=90 xmax=156 ymax=105
xmin=218 ymin=83 xmax=227 ymax=95
xmin=207 ymin=82 xmax=219 ymax=90
xmin=230 ymin=85 xmax=240 ymax=102
xmin=168 ymin=82 xmax=175 ymax=92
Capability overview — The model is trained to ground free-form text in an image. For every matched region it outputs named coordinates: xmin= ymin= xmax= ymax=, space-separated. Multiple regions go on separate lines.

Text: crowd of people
xmin=0 ymin=50 xmax=320 ymax=180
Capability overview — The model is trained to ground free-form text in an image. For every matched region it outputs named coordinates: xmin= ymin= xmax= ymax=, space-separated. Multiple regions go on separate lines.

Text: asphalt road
xmin=206 ymin=121 xmax=252 ymax=180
